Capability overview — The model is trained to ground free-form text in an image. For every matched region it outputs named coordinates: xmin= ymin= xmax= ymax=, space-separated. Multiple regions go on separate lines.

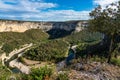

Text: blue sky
xmin=0 ymin=0 xmax=119 ymax=21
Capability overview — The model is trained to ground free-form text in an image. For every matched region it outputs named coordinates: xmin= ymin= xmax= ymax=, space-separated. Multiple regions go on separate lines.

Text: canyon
xmin=0 ymin=20 xmax=87 ymax=32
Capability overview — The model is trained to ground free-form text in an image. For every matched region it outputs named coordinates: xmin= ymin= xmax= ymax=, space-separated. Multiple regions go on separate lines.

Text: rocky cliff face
xmin=0 ymin=20 xmax=87 ymax=32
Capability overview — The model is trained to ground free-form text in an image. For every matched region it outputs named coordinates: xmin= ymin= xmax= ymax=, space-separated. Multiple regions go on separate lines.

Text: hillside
xmin=0 ymin=29 xmax=49 ymax=53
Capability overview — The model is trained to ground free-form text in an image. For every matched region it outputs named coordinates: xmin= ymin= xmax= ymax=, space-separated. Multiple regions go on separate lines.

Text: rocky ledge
xmin=59 ymin=62 xmax=120 ymax=80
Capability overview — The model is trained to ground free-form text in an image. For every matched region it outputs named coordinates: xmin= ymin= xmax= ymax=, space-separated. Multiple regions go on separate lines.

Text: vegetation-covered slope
xmin=64 ymin=30 xmax=103 ymax=44
xmin=23 ymin=40 xmax=69 ymax=62
xmin=22 ymin=29 xmax=103 ymax=62
xmin=0 ymin=29 xmax=49 ymax=53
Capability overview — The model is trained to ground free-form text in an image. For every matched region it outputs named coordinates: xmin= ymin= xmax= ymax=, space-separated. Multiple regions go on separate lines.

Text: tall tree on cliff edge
xmin=88 ymin=1 xmax=120 ymax=63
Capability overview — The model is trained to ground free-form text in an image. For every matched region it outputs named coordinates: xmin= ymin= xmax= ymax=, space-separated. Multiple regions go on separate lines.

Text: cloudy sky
xmin=0 ymin=0 xmax=119 ymax=21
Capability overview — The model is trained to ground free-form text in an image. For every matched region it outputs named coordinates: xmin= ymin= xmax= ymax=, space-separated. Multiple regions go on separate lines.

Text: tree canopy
xmin=88 ymin=1 xmax=120 ymax=63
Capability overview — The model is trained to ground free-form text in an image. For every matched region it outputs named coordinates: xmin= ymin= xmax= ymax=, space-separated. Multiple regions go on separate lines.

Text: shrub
xmin=111 ymin=58 xmax=120 ymax=66
xmin=0 ymin=62 xmax=11 ymax=80
xmin=21 ymin=66 xmax=53 ymax=80
xmin=57 ymin=72 xmax=69 ymax=80
xmin=18 ymin=57 xmax=25 ymax=63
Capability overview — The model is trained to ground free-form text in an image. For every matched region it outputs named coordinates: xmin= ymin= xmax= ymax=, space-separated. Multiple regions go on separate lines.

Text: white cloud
xmin=0 ymin=0 xmax=90 ymax=21
xmin=0 ymin=0 xmax=57 ymax=12
xmin=93 ymin=0 xmax=119 ymax=8
xmin=22 ymin=10 xmax=90 ymax=21
xmin=0 ymin=10 xmax=90 ymax=21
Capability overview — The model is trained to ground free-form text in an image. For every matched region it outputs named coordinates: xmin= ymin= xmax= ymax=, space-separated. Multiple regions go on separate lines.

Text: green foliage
xmin=24 ymin=40 xmax=69 ymax=62
xmin=0 ymin=29 xmax=49 ymax=53
xmin=0 ymin=62 xmax=11 ymax=80
xmin=76 ymin=41 xmax=104 ymax=60
xmin=90 ymin=56 xmax=107 ymax=63
xmin=76 ymin=43 xmax=88 ymax=51
xmin=65 ymin=30 xmax=102 ymax=44
xmin=0 ymin=62 xmax=25 ymax=80
xmin=18 ymin=57 xmax=25 ymax=63
xmin=57 ymin=72 xmax=69 ymax=80
xmin=22 ymin=66 xmax=53 ymax=80
xmin=2 ymin=40 xmax=20 ymax=54
xmin=112 ymin=43 xmax=120 ymax=57
xmin=76 ymin=43 xmax=89 ymax=59
xmin=25 ymin=29 xmax=48 ymax=42
xmin=76 ymin=41 xmax=100 ymax=52
xmin=89 ymin=3 xmax=120 ymax=35
xmin=88 ymin=1 xmax=120 ymax=62
xmin=111 ymin=58 xmax=120 ymax=66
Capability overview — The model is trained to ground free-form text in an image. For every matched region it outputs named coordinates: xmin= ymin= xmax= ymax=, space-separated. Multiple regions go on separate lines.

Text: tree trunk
xmin=107 ymin=36 xmax=114 ymax=63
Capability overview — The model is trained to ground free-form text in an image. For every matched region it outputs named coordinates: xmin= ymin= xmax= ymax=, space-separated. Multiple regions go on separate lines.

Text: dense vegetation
xmin=23 ymin=40 xmax=69 ymax=62
xmin=76 ymin=42 xmax=108 ymax=62
xmin=88 ymin=1 xmax=120 ymax=62
xmin=21 ymin=66 xmax=53 ymax=80
xmin=47 ymin=29 xmax=73 ymax=39
xmin=64 ymin=30 xmax=103 ymax=44
xmin=0 ymin=62 xmax=11 ymax=79
xmin=0 ymin=29 xmax=49 ymax=53
xmin=0 ymin=62 xmax=54 ymax=80
xmin=57 ymin=72 xmax=69 ymax=80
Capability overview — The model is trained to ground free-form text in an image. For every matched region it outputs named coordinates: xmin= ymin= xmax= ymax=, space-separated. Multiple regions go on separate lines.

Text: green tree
xmin=88 ymin=1 xmax=120 ymax=63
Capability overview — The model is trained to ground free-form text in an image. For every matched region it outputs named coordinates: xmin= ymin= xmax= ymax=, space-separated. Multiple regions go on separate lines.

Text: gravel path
xmin=9 ymin=59 xmax=30 ymax=74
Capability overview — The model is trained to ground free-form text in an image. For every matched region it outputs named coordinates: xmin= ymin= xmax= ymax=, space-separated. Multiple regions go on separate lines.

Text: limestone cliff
xmin=0 ymin=20 xmax=87 ymax=32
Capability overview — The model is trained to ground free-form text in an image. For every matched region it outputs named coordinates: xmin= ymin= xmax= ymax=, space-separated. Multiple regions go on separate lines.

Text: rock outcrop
xmin=58 ymin=62 xmax=120 ymax=80
xmin=0 ymin=20 xmax=87 ymax=32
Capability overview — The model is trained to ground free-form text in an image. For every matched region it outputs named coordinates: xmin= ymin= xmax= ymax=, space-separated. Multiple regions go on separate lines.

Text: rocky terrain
xmin=0 ymin=20 xmax=87 ymax=32
xmin=58 ymin=62 xmax=120 ymax=80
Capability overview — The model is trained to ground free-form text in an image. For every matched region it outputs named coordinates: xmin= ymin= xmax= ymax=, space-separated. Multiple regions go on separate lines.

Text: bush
xmin=90 ymin=56 xmax=107 ymax=62
xmin=0 ymin=62 xmax=11 ymax=80
xmin=111 ymin=58 xmax=120 ymax=66
xmin=57 ymin=72 xmax=69 ymax=80
xmin=2 ymin=40 xmax=20 ymax=54
xmin=18 ymin=57 xmax=25 ymax=63
xmin=76 ymin=43 xmax=88 ymax=51
xmin=21 ymin=66 xmax=53 ymax=80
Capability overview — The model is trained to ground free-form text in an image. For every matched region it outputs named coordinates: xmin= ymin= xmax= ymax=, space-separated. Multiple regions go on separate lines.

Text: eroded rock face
xmin=0 ymin=20 xmax=87 ymax=32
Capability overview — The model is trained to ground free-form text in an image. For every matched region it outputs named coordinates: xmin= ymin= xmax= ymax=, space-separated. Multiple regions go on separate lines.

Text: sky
xmin=0 ymin=0 xmax=119 ymax=21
